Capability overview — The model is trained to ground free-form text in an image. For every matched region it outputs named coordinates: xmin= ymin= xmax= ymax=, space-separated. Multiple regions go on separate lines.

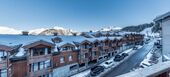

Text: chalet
xmin=0 ymin=31 xmax=144 ymax=77
xmin=0 ymin=44 xmax=13 ymax=77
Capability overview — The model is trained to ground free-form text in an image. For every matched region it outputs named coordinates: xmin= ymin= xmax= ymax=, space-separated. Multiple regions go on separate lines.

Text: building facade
xmin=0 ymin=33 xmax=144 ymax=77
xmin=154 ymin=11 xmax=170 ymax=60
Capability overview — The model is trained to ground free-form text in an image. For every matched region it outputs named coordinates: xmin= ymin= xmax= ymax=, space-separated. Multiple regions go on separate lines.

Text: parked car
xmin=140 ymin=63 xmax=151 ymax=68
xmin=114 ymin=55 xmax=124 ymax=62
xmin=100 ymin=60 xmax=114 ymax=69
xmin=90 ymin=66 xmax=104 ymax=76
xmin=115 ymin=54 xmax=121 ymax=58
xmin=133 ymin=46 xmax=138 ymax=50
xmin=122 ymin=53 xmax=128 ymax=57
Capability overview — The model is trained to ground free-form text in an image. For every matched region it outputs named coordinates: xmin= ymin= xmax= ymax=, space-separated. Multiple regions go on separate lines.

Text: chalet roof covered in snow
xmin=0 ymin=34 xmax=123 ymax=47
xmin=154 ymin=11 xmax=170 ymax=22
xmin=0 ymin=34 xmax=124 ymax=58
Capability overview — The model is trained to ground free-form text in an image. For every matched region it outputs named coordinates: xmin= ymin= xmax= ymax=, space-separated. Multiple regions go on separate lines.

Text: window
xmin=85 ymin=53 xmax=88 ymax=58
xmin=45 ymin=60 xmax=51 ymax=68
xmin=0 ymin=51 xmax=7 ymax=60
xmin=32 ymin=48 xmax=46 ymax=56
xmin=61 ymin=46 xmax=74 ymax=51
xmin=29 ymin=64 xmax=32 ymax=72
xmin=60 ymin=57 xmax=65 ymax=63
xmin=94 ymin=51 xmax=97 ymax=56
xmin=68 ymin=55 xmax=72 ymax=61
xmin=45 ymin=48 xmax=48 ymax=55
xmin=39 ymin=62 xmax=44 ymax=70
xmin=48 ymin=48 xmax=51 ymax=54
xmin=33 ymin=63 xmax=38 ymax=72
xmin=39 ymin=48 xmax=45 ymax=55
xmin=0 ymin=69 xmax=7 ymax=77
xmin=29 ymin=60 xmax=51 ymax=72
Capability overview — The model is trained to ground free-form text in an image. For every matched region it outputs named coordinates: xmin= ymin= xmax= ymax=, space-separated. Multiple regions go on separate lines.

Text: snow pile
xmin=117 ymin=61 xmax=170 ymax=77
xmin=100 ymin=26 xmax=122 ymax=31
xmin=162 ymin=55 xmax=170 ymax=61
xmin=140 ymin=50 xmax=153 ymax=67
xmin=15 ymin=48 xmax=26 ymax=57
xmin=71 ymin=70 xmax=90 ymax=77
xmin=140 ymin=27 xmax=152 ymax=36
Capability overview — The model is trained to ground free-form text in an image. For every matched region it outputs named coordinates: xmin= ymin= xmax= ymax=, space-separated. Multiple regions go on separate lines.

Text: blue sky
xmin=0 ymin=0 xmax=170 ymax=31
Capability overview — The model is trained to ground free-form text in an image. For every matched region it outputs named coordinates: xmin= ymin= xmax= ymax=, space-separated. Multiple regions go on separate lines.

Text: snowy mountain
xmin=39 ymin=27 xmax=73 ymax=35
xmin=29 ymin=26 xmax=76 ymax=35
xmin=0 ymin=26 xmax=22 ymax=34
xmin=29 ymin=28 xmax=47 ymax=35
xmin=0 ymin=26 xmax=75 ymax=35
xmin=100 ymin=26 xmax=122 ymax=32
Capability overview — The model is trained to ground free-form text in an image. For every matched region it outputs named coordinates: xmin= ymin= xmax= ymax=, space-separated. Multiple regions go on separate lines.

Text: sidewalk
xmin=71 ymin=45 xmax=143 ymax=77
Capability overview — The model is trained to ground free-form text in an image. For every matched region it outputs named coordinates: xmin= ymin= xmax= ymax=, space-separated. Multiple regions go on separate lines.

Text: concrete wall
xmin=162 ymin=18 xmax=170 ymax=58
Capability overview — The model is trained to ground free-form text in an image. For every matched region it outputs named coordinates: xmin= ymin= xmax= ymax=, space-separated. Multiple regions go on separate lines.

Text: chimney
xmin=90 ymin=30 xmax=93 ymax=33
xmin=22 ymin=31 xmax=29 ymax=35
xmin=73 ymin=33 xmax=77 ymax=36
xmin=53 ymin=32 xmax=58 ymax=36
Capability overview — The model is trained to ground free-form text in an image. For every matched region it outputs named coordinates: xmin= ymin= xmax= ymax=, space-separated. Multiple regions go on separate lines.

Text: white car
xmin=100 ymin=60 xmax=114 ymax=69
xmin=140 ymin=63 xmax=151 ymax=68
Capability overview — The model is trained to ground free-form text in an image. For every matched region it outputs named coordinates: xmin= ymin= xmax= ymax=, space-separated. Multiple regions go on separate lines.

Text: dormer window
xmin=32 ymin=48 xmax=51 ymax=56
xmin=51 ymin=37 xmax=62 ymax=43
xmin=0 ymin=51 xmax=7 ymax=61
xmin=61 ymin=46 xmax=74 ymax=51
xmin=60 ymin=56 xmax=65 ymax=63
xmin=68 ymin=55 xmax=73 ymax=61
xmin=94 ymin=42 xmax=99 ymax=47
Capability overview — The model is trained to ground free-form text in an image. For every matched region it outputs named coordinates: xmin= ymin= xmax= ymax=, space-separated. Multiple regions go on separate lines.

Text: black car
xmin=133 ymin=46 xmax=138 ymax=50
xmin=122 ymin=53 xmax=128 ymax=57
xmin=114 ymin=55 xmax=124 ymax=62
xmin=90 ymin=66 xmax=104 ymax=76
xmin=115 ymin=54 xmax=121 ymax=58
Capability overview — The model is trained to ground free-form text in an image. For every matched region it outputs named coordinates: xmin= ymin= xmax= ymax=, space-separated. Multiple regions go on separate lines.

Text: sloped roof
xmin=154 ymin=11 xmax=170 ymax=22
xmin=0 ymin=34 xmax=123 ymax=57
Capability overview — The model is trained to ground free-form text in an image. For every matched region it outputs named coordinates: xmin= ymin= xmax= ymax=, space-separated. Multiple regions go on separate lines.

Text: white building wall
xmin=162 ymin=19 xmax=170 ymax=58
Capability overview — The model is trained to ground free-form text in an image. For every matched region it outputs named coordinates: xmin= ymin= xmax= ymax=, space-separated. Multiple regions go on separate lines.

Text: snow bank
xmin=117 ymin=61 xmax=170 ymax=77
xmin=70 ymin=70 xmax=90 ymax=77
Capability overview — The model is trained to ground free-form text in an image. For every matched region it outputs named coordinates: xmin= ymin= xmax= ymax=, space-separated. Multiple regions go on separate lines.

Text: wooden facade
xmin=0 ymin=34 xmax=144 ymax=77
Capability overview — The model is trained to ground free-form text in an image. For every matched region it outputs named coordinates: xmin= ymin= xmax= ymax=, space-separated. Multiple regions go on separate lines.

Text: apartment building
xmin=154 ymin=11 xmax=170 ymax=61
xmin=0 ymin=32 xmax=144 ymax=77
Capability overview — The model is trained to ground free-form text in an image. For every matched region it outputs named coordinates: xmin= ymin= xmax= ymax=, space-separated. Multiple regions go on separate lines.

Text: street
xmin=102 ymin=41 xmax=154 ymax=77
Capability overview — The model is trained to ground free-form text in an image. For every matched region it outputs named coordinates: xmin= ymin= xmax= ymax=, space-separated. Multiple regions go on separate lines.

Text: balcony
xmin=0 ymin=60 xmax=7 ymax=69
xmin=103 ymin=46 xmax=109 ymax=50
xmin=29 ymin=67 xmax=52 ymax=77
xmin=92 ymin=47 xmax=98 ymax=51
xmin=80 ymin=49 xmax=89 ymax=53
xmin=28 ymin=54 xmax=51 ymax=63
xmin=79 ymin=58 xmax=89 ymax=64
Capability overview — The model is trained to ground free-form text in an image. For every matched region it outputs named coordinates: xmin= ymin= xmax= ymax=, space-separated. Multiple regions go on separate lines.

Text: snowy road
xmin=102 ymin=41 xmax=155 ymax=77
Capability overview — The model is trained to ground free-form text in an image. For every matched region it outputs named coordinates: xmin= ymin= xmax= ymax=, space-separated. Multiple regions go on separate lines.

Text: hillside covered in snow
xmin=0 ymin=26 xmax=76 ymax=35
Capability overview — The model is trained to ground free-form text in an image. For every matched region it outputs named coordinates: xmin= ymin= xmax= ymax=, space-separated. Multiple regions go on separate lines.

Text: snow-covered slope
xmin=39 ymin=26 xmax=74 ymax=35
xmin=140 ymin=27 xmax=152 ymax=35
xmin=0 ymin=26 xmax=21 ymax=34
xmin=100 ymin=26 xmax=122 ymax=31
xmin=29 ymin=28 xmax=46 ymax=35
xmin=140 ymin=27 xmax=161 ymax=38
xmin=0 ymin=26 xmax=76 ymax=35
